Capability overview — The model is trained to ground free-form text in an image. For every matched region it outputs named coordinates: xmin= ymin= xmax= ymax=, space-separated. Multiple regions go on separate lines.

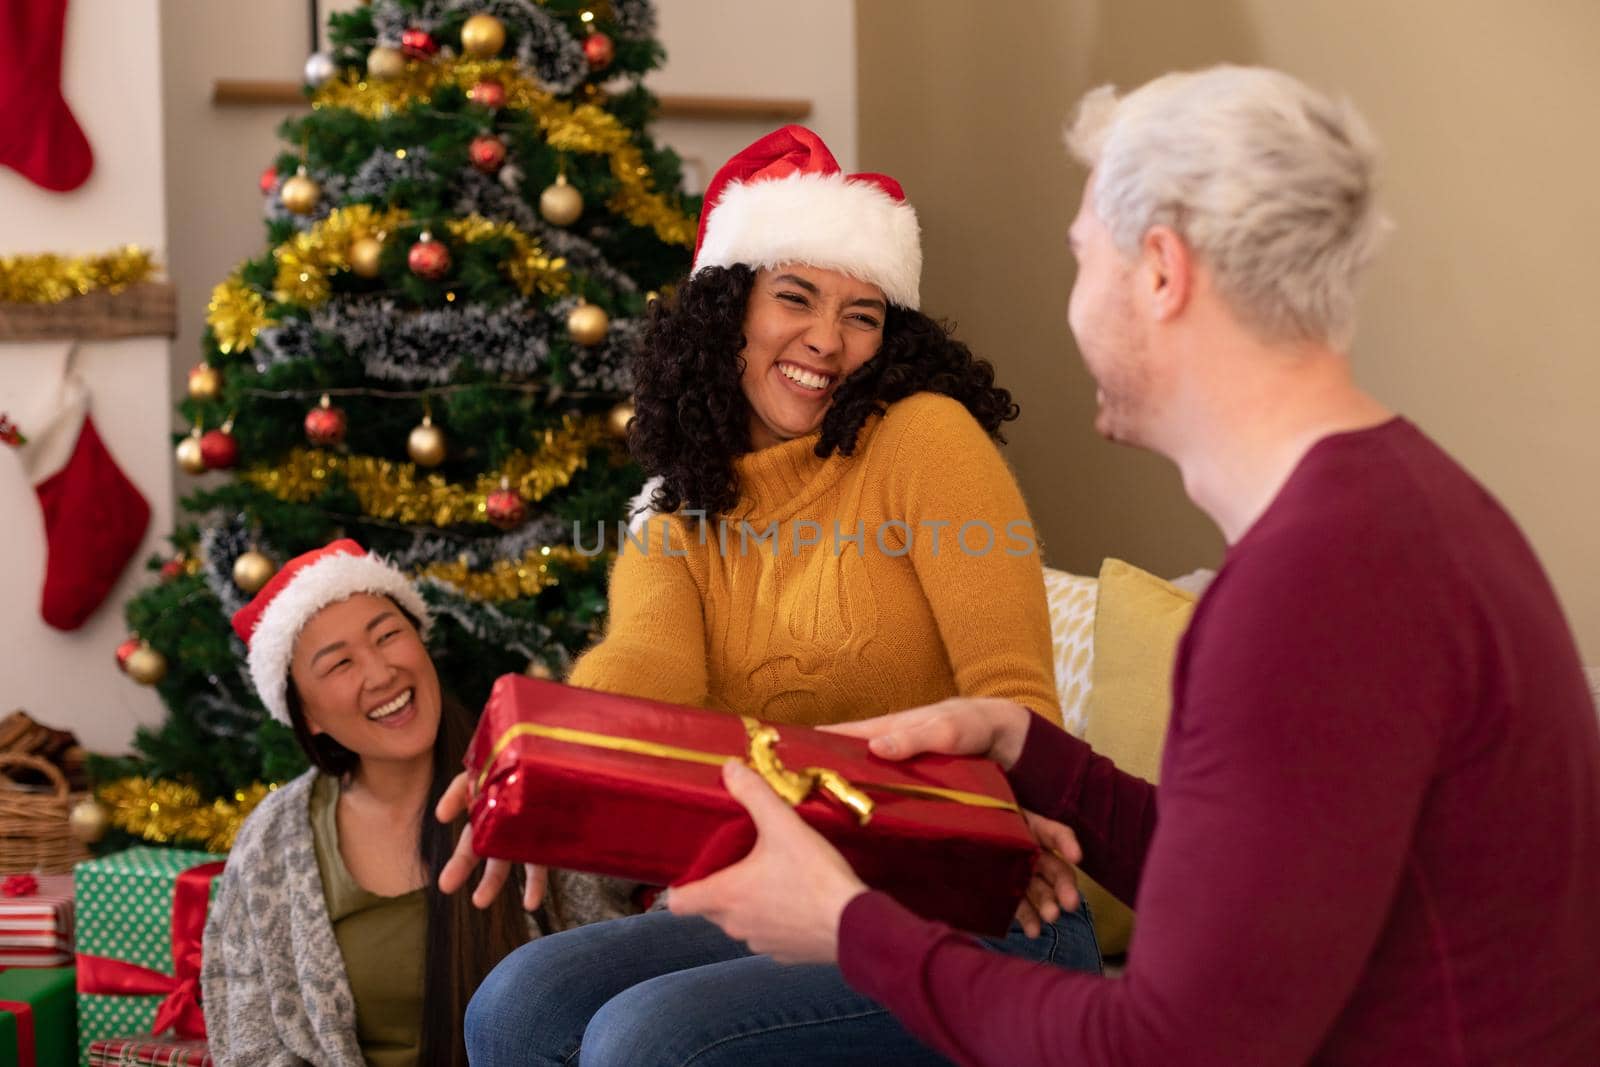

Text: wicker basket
xmin=0 ymin=752 xmax=90 ymax=873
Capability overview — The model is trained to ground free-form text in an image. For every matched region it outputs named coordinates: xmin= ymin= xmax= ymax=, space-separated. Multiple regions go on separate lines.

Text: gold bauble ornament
xmin=366 ymin=44 xmax=407 ymax=80
xmin=538 ymin=174 xmax=584 ymax=227
xmin=407 ymin=413 xmax=447 ymax=468
xmin=68 ymin=799 xmax=111 ymax=844
xmin=125 ymin=645 xmax=168 ymax=686
xmin=350 ymin=235 xmax=384 ymax=278
xmin=460 ymin=13 xmax=507 ymax=58
xmin=524 ymin=660 xmax=555 ymax=680
xmin=280 ymin=166 xmax=321 ymax=215
xmin=187 ymin=363 xmax=222 ymax=401
xmin=606 ymin=400 xmax=634 ymax=440
xmin=567 ymin=302 xmax=610 ymax=346
xmin=233 ymin=550 xmax=278 ymax=594
xmin=175 ymin=430 xmax=206 ymax=474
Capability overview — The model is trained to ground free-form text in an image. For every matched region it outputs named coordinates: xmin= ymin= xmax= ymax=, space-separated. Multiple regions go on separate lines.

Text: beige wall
xmin=0 ymin=0 xmax=172 ymax=751
xmin=859 ymin=0 xmax=1600 ymax=661
xmin=650 ymin=0 xmax=859 ymax=187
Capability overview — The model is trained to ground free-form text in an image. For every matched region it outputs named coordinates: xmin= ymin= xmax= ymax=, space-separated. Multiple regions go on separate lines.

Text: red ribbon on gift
xmin=75 ymin=861 xmax=225 ymax=1039
xmin=0 ymin=997 xmax=36 ymax=1067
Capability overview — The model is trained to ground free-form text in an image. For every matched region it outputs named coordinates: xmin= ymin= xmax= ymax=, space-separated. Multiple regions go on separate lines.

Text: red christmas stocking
xmin=0 ymin=0 xmax=94 ymax=192
xmin=5 ymin=347 xmax=148 ymax=630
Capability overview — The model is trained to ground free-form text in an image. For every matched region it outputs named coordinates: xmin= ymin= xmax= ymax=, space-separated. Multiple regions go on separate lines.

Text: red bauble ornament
xmin=259 ymin=165 xmax=277 ymax=194
xmin=305 ymin=395 xmax=348 ymax=447
xmin=583 ymin=31 xmax=615 ymax=70
xmin=159 ymin=557 xmax=185 ymax=582
xmin=115 ymin=636 xmax=143 ymax=671
xmin=468 ymin=79 xmax=506 ymax=109
xmin=469 ymin=134 xmax=508 ymax=174
xmin=401 ymin=27 xmax=439 ymax=58
xmin=200 ymin=427 xmax=240 ymax=470
xmin=485 ymin=481 xmax=527 ymax=530
xmin=408 ymin=232 xmax=452 ymax=280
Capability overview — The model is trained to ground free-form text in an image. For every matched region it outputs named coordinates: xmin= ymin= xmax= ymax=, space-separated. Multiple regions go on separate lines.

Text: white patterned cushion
xmin=1044 ymin=566 xmax=1217 ymax=736
xmin=1043 ymin=568 xmax=1098 ymax=737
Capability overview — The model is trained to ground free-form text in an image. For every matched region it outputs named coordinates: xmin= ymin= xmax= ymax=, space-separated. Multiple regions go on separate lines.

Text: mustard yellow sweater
xmin=569 ymin=393 xmax=1061 ymax=727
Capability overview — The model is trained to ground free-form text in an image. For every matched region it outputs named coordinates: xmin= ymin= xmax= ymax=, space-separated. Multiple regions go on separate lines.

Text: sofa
xmin=1039 ymin=560 xmax=1600 ymax=958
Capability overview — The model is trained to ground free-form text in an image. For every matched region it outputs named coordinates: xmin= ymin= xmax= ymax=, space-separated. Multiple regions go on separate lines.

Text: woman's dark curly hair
xmin=631 ymin=264 xmax=1020 ymax=516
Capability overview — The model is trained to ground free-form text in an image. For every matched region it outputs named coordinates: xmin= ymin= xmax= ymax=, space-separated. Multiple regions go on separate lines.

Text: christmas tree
xmin=96 ymin=0 xmax=696 ymax=851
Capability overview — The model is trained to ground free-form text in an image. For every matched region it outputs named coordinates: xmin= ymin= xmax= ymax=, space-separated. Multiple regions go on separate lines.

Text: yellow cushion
xmin=1076 ymin=558 xmax=1197 ymax=957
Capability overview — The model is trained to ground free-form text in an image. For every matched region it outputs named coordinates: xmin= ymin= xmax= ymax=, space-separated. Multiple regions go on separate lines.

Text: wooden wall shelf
xmin=211 ymin=80 xmax=811 ymax=121
xmin=0 ymin=283 xmax=178 ymax=342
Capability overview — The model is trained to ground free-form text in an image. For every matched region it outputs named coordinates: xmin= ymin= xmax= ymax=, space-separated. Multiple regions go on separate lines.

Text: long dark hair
xmin=286 ymin=607 xmax=527 ymax=1067
xmin=630 ymin=264 xmax=1020 ymax=517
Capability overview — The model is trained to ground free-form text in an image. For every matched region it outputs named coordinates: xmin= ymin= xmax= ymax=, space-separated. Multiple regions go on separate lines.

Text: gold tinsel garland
xmin=273 ymin=203 xmax=411 ymax=305
xmin=207 ymin=272 xmax=273 ymax=354
xmin=0 ymin=246 xmax=159 ymax=305
xmin=444 ymin=215 xmax=571 ymax=297
xmin=211 ymin=206 xmax=573 ymax=344
xmin=242 ymin=415 xmax=609 ymax=525
xmin=98 ymin=777 xmax=276 ymax=852
xmin=416 ymin=545 xmax=602 ymax=599
xmin=312 ymin=58 xmax=696 ymax=247
xmin=271 ymin=206 xmax=570 ymax=306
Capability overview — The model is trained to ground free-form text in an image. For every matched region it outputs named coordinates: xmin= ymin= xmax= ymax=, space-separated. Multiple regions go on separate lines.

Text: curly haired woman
xmin=453 ymin=126 xmax=1101 ymax=1066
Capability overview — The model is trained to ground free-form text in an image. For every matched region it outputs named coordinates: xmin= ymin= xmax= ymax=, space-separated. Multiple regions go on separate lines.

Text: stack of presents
xmin=0 ymin=712 xmax=218 ymax=1067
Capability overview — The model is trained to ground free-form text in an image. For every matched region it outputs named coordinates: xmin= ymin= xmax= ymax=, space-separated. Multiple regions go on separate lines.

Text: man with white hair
xmin=669 ymin=66 xmax=1600 ymax=1064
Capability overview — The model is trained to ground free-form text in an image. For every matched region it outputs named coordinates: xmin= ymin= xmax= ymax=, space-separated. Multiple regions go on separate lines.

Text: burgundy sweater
xmin=839 ymin=419 xmax=1600 ymax=1065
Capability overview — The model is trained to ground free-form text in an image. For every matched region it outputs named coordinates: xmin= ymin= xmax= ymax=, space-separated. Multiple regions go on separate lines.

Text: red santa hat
xmin=230 ymin=538 xmax=431 ymax=726
xmin=692 ymin=125 xmax=922 ymax=309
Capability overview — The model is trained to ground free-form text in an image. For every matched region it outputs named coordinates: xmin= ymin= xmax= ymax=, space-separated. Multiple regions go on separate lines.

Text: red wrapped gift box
xmin=467 ymin=675 xmax=1038 ymax=935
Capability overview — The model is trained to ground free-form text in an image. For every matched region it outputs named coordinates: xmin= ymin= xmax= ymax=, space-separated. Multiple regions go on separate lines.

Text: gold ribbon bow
xmin=742 ymin=719 xmax=876 ymax=824
xmin=478 ymin=715 xmax=1020 ymax=826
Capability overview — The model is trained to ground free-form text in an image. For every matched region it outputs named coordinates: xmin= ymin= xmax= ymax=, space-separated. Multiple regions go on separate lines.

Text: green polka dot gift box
xmin=73 ymin=848 xmax=225 ymax=1067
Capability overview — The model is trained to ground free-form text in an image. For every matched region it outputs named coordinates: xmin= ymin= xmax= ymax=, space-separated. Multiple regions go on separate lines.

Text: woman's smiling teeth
xmin=778 ymin=361 xmax=832 ymax=391
xmin=367 ymin=689 xmax=413 ymax=721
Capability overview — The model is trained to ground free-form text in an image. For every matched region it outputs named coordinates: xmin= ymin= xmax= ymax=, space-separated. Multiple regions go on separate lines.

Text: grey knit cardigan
xmin=200 ymin=769 xmax=634 ymax=1066
xmin=201 ymin=771 xmax=366 ymax=1067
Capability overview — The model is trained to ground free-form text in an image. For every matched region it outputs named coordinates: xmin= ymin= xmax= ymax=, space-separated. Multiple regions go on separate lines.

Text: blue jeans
xmin=466 ymin=902 xmax=1101 ymax=1066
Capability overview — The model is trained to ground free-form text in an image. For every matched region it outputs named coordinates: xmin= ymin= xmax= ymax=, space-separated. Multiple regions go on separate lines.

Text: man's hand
xmin=1014 ymin=811 xmax=1083 ymax=936
xmin=435 ymin=770 xmax=547 ymax=911
xmin=822 ymin=697 xmax=1034 ymax=770
xmin=668 ymin=761 xmax=868 ymax=964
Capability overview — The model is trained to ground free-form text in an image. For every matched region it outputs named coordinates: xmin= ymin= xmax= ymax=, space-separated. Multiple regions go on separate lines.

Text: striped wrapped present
xmin=0 ymin=875 xmax=73 ymax=967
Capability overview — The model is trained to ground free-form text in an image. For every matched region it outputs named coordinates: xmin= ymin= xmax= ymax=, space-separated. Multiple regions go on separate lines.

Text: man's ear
xmin=1141 ymin=225 xmax=1193 ymax=322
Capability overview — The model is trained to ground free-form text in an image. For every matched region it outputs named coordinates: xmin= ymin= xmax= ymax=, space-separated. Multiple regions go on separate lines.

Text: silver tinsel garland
xmin=549 ymin=294 xmax=641 ymax=394
xmin=370 ymin=0 xmax=587 ymax=93
xmin=319 ymin=296 xmax=554 ymax=383
xmin=418 ymin=579 xmax=557 ymax=667
xmin=265 ymin=148 xmax=436 ymax=232
xmin=387 ymin=515 xmax=576 ymax=570
xmin=254 ymin=294 xmax=636 ymax=393
xmin=198 ymin=519 xmax=264 ymax=698
xmin=610 ymin=0 xmax=657 ymax=39
xmin=199 ymin=519 xmax=255 ymax=623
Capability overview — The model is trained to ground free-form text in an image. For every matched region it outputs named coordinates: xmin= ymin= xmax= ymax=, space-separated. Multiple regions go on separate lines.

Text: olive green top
xmin=309 ymin=773 xmax=426 ymax=1067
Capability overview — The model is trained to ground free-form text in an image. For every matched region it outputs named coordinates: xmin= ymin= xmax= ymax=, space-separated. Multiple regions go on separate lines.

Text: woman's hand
xmin=435 ymin=770 xmax=547 ymax=911
xmin=1015 ymin=811 xmax=1083 ymax=936
xmin=822 ymin=697 xmax=1035 ymax=771
xmin=668 ymin=760 xmax=867 ymax=964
